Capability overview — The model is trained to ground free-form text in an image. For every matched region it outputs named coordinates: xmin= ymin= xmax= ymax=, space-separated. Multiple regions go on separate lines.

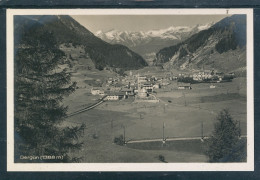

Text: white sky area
xmin=71 ymin=15 xmax=229 ymax=33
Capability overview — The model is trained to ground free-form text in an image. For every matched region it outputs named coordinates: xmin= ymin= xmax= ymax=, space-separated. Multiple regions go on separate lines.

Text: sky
xmin=71 ymin=15 xmax=229 ymax=33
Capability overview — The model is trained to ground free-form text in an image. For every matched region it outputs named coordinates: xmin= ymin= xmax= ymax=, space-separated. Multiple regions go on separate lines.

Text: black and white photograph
xmin=6 ymin=9 xmax=254 ymax=171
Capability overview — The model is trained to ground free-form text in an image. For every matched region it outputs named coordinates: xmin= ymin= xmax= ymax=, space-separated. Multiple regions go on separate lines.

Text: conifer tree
xmin=206 ymin=109 xmax=243 ymax=162
xmin=15 ymin=30 xmax=85 ymax=162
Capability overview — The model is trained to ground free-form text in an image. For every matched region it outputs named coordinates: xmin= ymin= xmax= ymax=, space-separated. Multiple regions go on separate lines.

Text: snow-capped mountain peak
xmin=96 ymin=22 xmax=214 ymax=44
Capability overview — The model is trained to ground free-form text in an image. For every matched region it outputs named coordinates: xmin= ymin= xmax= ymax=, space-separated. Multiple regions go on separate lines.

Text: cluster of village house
xmin=179 ymin=70 xmax=233 ymax=81
xmin=91 ymin=74 xmax=159 ymax=101
xmin=90 ymin=70 xmax=233 ymax=101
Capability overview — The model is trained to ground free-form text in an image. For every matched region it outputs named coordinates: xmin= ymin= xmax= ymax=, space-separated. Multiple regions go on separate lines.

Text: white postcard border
xmin=6 ymin=8 xmax=254 ymax=171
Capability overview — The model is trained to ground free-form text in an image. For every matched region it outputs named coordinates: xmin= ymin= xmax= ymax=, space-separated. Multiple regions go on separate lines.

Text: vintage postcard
xmin=6 ymin=9 xmax=254 ymax=171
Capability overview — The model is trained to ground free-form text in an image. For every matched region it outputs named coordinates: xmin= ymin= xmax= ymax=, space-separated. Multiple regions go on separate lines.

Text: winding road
xmin=66 ymin=95 xmax=107 ymax=118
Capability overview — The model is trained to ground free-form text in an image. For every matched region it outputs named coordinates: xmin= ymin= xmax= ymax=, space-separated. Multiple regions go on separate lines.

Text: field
xmin=62 ymin=52 xmax=247 ymax=163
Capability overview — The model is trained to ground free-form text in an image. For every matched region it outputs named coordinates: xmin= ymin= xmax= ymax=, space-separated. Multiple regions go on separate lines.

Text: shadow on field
xmin=126 ymin=139 xmax=207 ymax=155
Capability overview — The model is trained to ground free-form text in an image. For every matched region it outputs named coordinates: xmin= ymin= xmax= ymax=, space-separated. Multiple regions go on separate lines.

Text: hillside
xmin=14 ymin=15 xmax=148 ymax=71
xmin=96 ymin=23 xmax=213 ymax=65
xmin=154 ymin=15 xmax=246 ymax=75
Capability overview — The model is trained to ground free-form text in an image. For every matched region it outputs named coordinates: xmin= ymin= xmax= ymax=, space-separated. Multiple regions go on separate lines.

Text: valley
xmin=61 ymin=46 xmax=247 ymax=162
xmin=14 ymin=14 xmax=248 ymax=163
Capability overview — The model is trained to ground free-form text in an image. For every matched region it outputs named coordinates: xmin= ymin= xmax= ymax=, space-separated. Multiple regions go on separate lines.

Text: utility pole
xmin=201 ymin=121 xmax=204 ymax=140
xmin=239 ymin=120 xmax=241 ymax=138
xmin=163 ymin=122 xmax=165 ymax=141
xmin=123 ymin=125 xmax=126 ymax=144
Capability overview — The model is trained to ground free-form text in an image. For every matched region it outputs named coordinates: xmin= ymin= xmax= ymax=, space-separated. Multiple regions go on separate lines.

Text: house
xmin=178 ymin=73 xmax=190 ymax=78
xmin=106 ymin=92 xmax=126 ymax=101
xmin=161 ymin=82 xmax=170 ymax=86
xmin=138 ymin=76 xmax=147 ymax=83
xmin=178 ymin=86 xmax=192 ymax=90
xmin=178 ymin=83 xmax=192 ymax=90
xmin=106 ymin=95 xmax=120 ymax=101
xmin=91 ymin=88 xmax=100 ymax=95
xmin=130 ymin=85 xmax=139 ymax=94
xmin=121 ymin=88 xmax=134 ymax=95
xmin=107 ymin=78 xmax=113 ymax=84
xmin=138 ymin=88 xmax=148 ymax=98
xmin=229 ymin=72 xmax=235 ymax=76
xmin=142 ymin=84 xmax=154 ymax=93
xmin=180 ymin=65 xmax=186 ymax=69
xmin=170 ymin=76 xmax=178 ymax=80
xmin=91 ymin=88 xmax=104 ymax=95
xmin=109 ymin=86 xmax=121 ymax=92
xmin=153 ymin=84 xmax=160 ymax=89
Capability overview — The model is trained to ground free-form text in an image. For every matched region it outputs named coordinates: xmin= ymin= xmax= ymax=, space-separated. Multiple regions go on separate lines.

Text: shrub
xmin=158 ymin=155 xmax=166 ymax=162
xmin=114 ymin=135 xmax=124 ymax=146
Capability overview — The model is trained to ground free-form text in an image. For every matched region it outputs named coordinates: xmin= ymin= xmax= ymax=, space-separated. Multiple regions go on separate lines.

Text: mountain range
xmin=14 ymin=15 xmax=148 ymax=71
xmin=95 ymin=23 xmax=214 ymax=65
xmin=154 ymin=15 xmax=246 ymax=75
xmin=14 ymin=15 xmax=247 ymax=76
